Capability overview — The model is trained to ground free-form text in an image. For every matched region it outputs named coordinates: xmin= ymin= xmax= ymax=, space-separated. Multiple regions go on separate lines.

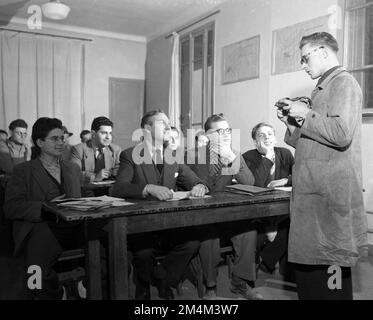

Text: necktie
xmin=269 ymin=155 xmax=275 ymax=182
xmin=154 ymin=149 xmax=163 ymax=174
xmin=95 ymin=148 xmax=105 ymax=173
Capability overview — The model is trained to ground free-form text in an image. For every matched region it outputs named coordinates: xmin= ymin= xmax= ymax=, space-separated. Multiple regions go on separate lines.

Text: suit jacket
xmin=111 ymin=144 xmax=205 ymax=199
xmin=3 ymin=158 xmax=81 ymax=255
xmin=70 ymin=141 xmax=121 ymax=185
xmin=187 ymin=145 xmax=255 ymax=192
xmin=242 ymin=147 xmax=294 ymax=188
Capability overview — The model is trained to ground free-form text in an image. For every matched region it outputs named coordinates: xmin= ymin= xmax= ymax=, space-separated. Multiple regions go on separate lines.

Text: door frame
xmin=108 ymin=77 xmax=145 ymax=148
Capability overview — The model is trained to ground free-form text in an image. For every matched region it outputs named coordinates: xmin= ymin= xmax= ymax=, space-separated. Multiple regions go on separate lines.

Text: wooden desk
xmin=44 ymin=190 xmax=290 ymax=300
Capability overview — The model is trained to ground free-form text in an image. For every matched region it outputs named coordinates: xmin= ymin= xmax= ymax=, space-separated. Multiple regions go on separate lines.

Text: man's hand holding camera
xmin=275 ymin=97 xmax=312 ymax=127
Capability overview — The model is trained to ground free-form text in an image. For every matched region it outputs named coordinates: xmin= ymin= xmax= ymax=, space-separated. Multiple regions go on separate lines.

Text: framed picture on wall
xmin=222 ymin=35 xmax=260 ymax=85
xmin=271 ymin=15 xmax=329 ymax=75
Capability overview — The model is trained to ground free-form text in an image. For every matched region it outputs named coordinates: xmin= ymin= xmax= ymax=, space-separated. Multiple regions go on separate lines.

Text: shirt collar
xmin=316 ymin=65 xmax=342 ymax=89
xmin=39 ymin=155 xmax=61 ymax=168
xmin=144 ymin=140 xmax=163 ymax=159
xmin=8 ymin=138 xmax=24 ymax=148
xmin=91 ymin=141 xmax=105 ymax=152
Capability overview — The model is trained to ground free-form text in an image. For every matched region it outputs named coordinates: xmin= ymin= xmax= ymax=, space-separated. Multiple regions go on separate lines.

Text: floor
xmin=1 ymin=224 xmax=373 ymax=300
xmin=151 ymin=255 xmax=373 ymax=300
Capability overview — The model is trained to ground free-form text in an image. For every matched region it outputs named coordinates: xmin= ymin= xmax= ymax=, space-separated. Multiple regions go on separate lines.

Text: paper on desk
xmin=274 ymin=187 xmax=292 ymax=192
xmin=90 ymin=180 xmax=115 ymax=185
xmin=54 ymin=195 xmax=134 ymax=210
xmin=166 ymin=191 xmax=211 ymax=201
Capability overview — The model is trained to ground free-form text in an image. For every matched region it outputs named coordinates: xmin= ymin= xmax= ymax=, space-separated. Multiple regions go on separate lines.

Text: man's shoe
xmin=230 ymin=280 xmax=264 ymax=300
xmin=156 ymin=279 xmax=174 ymax=300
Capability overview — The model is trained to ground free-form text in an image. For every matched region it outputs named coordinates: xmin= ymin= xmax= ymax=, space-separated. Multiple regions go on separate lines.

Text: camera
xmin=275 ymin=100 xmax=290 ymax=116
xmin=275 ymin=96 xmax=312 ymax=116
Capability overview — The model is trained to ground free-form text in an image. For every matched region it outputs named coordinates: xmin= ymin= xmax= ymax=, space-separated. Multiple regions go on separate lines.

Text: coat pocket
xmin=293 ymin=159 xmax=328 ymax=196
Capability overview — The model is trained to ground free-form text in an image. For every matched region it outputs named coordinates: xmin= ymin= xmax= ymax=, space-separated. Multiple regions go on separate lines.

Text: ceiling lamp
xmin=41 ymin=0 xmax=71 ymax=20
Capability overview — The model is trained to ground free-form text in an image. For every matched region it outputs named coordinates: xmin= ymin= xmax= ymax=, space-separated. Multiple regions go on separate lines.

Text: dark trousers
xmin=199 ymin=222 xmax=257 ymax=288
xmin=294 ymin=263 xmax=353 ymax=300
xmin=257 ymin=217 xmax=289 ymax=272
xmin=24 ymin=220 xmax=85 ymax=300
xmin=129 ymin=230 xmax=200 ymax=290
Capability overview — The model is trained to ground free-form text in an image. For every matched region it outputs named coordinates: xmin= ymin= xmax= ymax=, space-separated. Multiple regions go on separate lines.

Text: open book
xmin=225 ymin=184 xmax=276 ymax=196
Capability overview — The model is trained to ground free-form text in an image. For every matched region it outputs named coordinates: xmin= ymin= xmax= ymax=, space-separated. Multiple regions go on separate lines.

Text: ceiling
xmin=0 ymin=0 xmax=226 ymax=40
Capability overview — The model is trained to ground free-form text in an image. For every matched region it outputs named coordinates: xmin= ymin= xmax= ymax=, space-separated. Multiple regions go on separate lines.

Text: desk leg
xmin=108 ymin=217 xmax=128 ymax=300
xmin=85 ymin=239 xmax=102 ymax=300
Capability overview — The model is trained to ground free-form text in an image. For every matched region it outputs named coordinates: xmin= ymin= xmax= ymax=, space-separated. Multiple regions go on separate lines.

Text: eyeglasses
xmin=214 ymin=128 xmax=232 ymax=135
xmin=300 ymin=46 xmax=323 ymax=65
xmin=14 ymin=131 xmax=27 ymax=137
xmin=46 ymin=136 xmax=66 ymax=143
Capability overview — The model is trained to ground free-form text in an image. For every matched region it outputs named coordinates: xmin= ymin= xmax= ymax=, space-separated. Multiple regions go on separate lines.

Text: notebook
xmin=225 ymin=184 xmax=275 ymax=196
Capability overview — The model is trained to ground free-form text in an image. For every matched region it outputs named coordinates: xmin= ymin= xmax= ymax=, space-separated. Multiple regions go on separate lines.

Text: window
xmin=345 ymin=0 xmax=373 ymax=113
xmin=180 ymin=23 xmax=214 ymax=135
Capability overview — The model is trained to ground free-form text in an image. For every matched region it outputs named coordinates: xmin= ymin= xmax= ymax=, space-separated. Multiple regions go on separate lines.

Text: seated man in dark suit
xmin=112 ymin=109 xmax=207 ymax=300
xmin=243 ymin=122 xmax=294 ymax=276
xmin=4 ymin=117 xmax=83 ymax=300
xmin=70 ymin=116 xmax=121 ymax=187
xmin=187 ymin=113 xmax=263 ymax=300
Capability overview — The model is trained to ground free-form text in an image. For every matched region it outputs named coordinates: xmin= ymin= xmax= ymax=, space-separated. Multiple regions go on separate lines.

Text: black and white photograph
xmin=0 ymin=0 xmax=372 ymax=305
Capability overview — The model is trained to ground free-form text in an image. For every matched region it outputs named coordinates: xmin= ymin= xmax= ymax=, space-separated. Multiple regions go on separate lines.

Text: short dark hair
xmin=31 ymin=117 xmax=63 ymax=156
xmin=9 ymin=119 xmax=28 ymax=131
xmin=91 ymin=117 xmax=113 ymax=132
xmin=204 ymin=113 xmax=227 ymax=132
xmin=140 ymin=109 xmax=165 ymax=128
xmin=299 ymin=32 xmax=339 ymax=53
xmin=0 ymin=129 xmax=8 ymax=136
xmin=251 ymin=122 xmax=275 ymax=140
xmin=80 ymin=129 xmax=91 ymax=139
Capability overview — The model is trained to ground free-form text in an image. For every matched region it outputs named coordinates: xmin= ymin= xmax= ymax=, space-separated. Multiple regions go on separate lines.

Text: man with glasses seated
xmin=0 ymin=119 xmax=31 ymax=188
xmin=187 ymin=113 xmax=263 ymax=300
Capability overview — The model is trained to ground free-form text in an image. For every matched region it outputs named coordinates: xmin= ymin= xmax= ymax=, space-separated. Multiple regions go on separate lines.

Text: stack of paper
xmin=225 ymin=184 xmax=275 ymax=196
xmin=166 ymin=191 xmax=211 ymax=201
xmin=51 ymin=196 xmax=133 ymax=211
xmin=90 ymin=180 xmax=115 ymax=186
xmin=274 ymin=186 xmax=292 ymax=192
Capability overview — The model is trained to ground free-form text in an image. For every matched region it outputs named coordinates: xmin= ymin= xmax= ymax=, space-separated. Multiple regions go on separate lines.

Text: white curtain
xmin=168 ymin=32 xmax=180 ymax=130
xmin=0 ymin=31 xmax=84 ymax=145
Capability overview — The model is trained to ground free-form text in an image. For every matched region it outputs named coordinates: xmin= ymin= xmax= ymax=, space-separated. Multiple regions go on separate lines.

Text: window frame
xmin=344 ymin=0 xmax=373 ymax=116
xmin=179 ymin=22 xmax=215 ymax=134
